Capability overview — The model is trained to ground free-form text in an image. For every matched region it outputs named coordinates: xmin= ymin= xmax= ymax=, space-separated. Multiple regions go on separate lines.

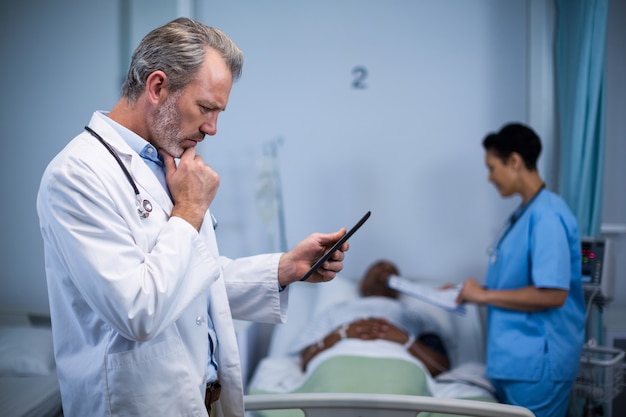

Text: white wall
xmin=0 ymin=0 xmax=174 ymax=313
xmin=199 ymin=0 xmax=528 ymax=283
xmin=0 ymin=0 xmax=120 ymax=313
xmin=1 ymin=0 xmax=623 ymax=314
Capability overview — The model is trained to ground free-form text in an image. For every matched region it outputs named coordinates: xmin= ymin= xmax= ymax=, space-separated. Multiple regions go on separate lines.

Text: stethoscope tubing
xmin=85 ymin=126 xmax=141 ymax=196
xmin=84 ymin=126 xmax=152 ymax=218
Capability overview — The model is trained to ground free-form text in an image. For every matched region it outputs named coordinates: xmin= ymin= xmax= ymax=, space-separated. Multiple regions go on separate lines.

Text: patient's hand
xmin=350 ymin=318 xmax=407 ymax=344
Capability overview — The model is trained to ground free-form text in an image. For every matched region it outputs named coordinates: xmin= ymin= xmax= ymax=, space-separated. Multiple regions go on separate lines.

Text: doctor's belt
xmin=205 ymin=380 xmax=221 ymax=411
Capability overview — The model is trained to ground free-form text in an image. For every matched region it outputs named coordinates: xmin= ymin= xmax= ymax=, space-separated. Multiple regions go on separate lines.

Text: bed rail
xmin=244 ymin=393 xmax=535 ymax=417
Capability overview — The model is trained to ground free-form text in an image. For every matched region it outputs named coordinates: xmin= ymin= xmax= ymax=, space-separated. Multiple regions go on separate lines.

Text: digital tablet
xmin=299 ymin=211 xmax=371 ymax=281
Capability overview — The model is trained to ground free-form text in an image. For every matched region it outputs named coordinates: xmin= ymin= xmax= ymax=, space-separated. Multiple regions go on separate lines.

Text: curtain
xmin=555 ymin=0 xmax=609 ymax=237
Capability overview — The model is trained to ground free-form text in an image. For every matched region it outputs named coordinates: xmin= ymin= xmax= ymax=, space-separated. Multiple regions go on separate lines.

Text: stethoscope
xmin=84 ymin=126 xmax=218 ymax=228
xmin=85 ymin=126 xmax=153 ymax=219
xmin=486 ymin=183 xmax=546 ymax=264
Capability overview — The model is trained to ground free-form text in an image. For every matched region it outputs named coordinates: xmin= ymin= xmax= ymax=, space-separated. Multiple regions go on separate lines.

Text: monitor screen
xmin=581 ymin=240 xmax=604 ymax=284
xmin=581 ymin=244 xmax=593 ymax=282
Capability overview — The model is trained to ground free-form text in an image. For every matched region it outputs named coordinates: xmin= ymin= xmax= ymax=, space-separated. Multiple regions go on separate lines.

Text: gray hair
xmin=122 ymin=17 xmax=243 ymax=102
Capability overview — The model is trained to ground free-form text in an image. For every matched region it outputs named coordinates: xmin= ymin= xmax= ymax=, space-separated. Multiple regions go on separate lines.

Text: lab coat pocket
xmin=106 ymin=337 xmax=202 ymax=417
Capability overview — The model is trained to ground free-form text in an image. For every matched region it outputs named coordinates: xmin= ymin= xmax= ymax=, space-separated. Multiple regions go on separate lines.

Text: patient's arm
xmin=300 ymin=327 xmax=343 ymax=371
xmin=406 ymin=334 xmax=450 ymax=377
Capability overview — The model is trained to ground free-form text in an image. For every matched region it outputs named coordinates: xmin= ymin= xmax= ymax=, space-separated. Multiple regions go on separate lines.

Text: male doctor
xmin=37 ymin=18 xmax=348 ymax=417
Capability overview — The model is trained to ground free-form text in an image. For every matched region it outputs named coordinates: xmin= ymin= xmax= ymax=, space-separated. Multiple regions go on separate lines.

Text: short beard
xmin=149 ymin=91 xmax=186 ymax=158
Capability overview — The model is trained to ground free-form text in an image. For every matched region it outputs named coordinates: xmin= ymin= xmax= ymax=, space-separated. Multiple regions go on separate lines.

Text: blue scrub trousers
xmin=491 ymin=359 xmax=574 ymax=417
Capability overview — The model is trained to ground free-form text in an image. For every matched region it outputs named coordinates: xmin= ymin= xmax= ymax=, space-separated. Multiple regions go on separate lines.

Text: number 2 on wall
xmin=351 ymin=66 xmax=368 ymax=89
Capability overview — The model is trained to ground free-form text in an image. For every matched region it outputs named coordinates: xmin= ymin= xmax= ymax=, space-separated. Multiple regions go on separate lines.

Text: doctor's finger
xmin=328 ymin=246 xmax=347 ymax=262
xmin=161 ymin=152 xmax=177 ymax=174
xmin=176 ymin=146 xmax=200 ymax=166
xmin=319 ymin=256 xmax=345 ymax=274
xmin=315 ymin=268 xmax=338 ymax=282
xmin=318 ymin=228 xmax=348 ymax=249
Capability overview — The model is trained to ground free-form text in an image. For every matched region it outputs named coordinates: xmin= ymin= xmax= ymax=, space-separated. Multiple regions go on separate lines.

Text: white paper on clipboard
xmin=388 ymin=275 xmax=466 ymax=315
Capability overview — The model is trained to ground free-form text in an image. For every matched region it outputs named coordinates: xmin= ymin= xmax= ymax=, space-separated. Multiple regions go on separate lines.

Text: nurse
xmin=456 ymin=123 xmax=585 ymax=417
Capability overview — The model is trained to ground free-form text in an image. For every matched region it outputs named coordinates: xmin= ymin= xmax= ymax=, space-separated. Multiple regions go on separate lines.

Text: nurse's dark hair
xmin=482 ymin=123 xmax=542 ymax=171
xmin=122 ymin=17 xmax=243 ymax=102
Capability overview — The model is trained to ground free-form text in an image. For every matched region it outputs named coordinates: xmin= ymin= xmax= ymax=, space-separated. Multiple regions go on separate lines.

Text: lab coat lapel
xmin=86 ymin=114 xmax=174 ymax=216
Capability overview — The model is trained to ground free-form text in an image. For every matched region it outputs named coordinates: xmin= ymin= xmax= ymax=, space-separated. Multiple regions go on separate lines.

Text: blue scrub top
xmin=485 ymin=189 xmax=585 ymax=382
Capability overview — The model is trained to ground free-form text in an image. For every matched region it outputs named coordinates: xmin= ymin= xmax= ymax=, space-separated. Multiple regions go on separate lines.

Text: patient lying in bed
xmin=248 ymin=260 xmax=495 ymax=407
xmin=294 ymin=260 xmax=450 ymax=378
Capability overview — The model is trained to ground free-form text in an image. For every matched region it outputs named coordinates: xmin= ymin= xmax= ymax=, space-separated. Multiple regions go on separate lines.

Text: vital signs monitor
xmin=581 ymin=237 xmax=614 ymax=304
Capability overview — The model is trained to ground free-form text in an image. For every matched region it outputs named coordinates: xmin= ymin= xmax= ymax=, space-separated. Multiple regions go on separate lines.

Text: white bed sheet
xmin=0 ymin=312 xmax=62 ymax=417
xmin=249 ymin=352 xmax=495 ymax=400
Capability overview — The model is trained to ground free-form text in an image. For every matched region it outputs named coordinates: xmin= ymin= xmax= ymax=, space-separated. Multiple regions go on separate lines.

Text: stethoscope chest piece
xmin=137 ymin=196 xmax=152 ymax=218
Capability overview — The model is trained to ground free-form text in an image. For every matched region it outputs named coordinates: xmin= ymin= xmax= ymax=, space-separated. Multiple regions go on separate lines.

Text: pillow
xmin=395 ymin=277 xmax=460 ymax=366
xmin=268 ymin=275 xmax=359 ymax=357
xmin=399 ymin=295 xmax=456 ymax=351
xmin=0 ymin=326 xmax=55 ymax=376
xmin=312 ymin=274 xmax=360 ymax=316
xmin=268 ymin=283 xmax=319 ymax=357
xmin=400 ymin=291 xmax=486 ymax=368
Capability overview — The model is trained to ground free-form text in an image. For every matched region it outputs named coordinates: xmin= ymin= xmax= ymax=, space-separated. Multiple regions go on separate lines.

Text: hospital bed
xmin=243 ymin=274 xmax=534 ymax=417
xmin=244 ymin=393 xmax=534 ymax=417
xmin=0 ymin=311 xmax=63 ymax=417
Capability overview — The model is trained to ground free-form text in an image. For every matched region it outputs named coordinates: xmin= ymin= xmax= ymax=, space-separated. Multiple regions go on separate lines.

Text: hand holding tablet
xmin=299 ymin=211 xmax=371 ymax=282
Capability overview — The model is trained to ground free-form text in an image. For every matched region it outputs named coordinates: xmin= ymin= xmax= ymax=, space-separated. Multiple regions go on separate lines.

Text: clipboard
xmin=299 ymin=211 xmax=371 ymax=281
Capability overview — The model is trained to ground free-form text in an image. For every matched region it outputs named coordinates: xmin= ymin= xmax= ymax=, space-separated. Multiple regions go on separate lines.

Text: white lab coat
xmin=37 ymin=112 xmax=288 ymax=417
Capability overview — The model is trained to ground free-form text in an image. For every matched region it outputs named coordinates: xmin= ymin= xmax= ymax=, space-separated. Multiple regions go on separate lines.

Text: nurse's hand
xmin=456 ymin=278 xmax=488 ymax=305
xmin=278 ymin=229 xmax=349 ymax=286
